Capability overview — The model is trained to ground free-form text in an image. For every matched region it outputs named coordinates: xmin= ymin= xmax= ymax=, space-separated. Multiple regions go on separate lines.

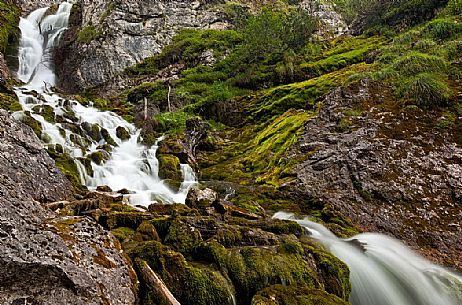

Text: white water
xmin=14 ymin=2 xmax=196 ymax=206
xmin=274 ymin=212 xmax=462 ymax=305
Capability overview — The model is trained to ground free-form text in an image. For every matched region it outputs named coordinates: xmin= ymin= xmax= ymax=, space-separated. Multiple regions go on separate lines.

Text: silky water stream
xmin=274 ymin=212 xmax=462 ymax=305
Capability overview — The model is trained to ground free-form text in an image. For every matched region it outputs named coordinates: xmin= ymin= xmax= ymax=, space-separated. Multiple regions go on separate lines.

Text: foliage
xmin=446 ymin=0 xmax=462 ymax=14
xmin=77 ymin=24 xmax=101 ymax=44
xmin=396 ymin=72 xmax=451 ymax=107
xmin=124 ymin=29 xmax=242 ymax=76
xmin=336 ymin=0 xmax=449 ymax=32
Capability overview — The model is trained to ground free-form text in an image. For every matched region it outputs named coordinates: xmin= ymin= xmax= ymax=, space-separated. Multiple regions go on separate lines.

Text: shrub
xmin=446 ymin=0 xmax=462 ymax=15
xmin=392 ymin=52 xmax=448 ymax=76
xmin=424 ymin=18 xmax=462 ymax=41
xmin=77 ymin=24 xmax=100 ymax=43
xmin=396 ymin=73 xmax=451 ymax=108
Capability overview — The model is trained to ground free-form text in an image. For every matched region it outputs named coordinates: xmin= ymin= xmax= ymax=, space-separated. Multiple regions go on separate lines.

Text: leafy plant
xmin=396 ymin=72 xmax=451 ymax=108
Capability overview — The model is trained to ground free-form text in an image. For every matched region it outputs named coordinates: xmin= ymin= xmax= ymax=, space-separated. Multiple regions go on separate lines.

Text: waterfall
xmin=274 ymin=212 xmax=462 ymax=305
xmin=14 ymin=2 xmax=197 ymax=206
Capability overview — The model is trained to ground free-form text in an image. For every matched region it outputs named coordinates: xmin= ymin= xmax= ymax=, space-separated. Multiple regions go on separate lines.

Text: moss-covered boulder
xmin=251 ymin=284 xmax=350 ymax=305
xmin=116 ymin=126 xmax=131 ymax=140
xmin=32 ymin=104 xmax=55 ymax=123
xmin=0 ymin=92 xmax=21 ymax=111
xmin=128 ymin=241 xmax=233 ymax=305
xmin=158 ymin=153 xmax=182 ymax=182
xmin=101 ymin=127 xmax=117 ymax=146
xmin=90 ymin=150 xmax=109 ymax=165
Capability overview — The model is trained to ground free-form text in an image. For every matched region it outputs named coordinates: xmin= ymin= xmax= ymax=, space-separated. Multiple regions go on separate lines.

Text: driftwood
xmin=136 ymin=259 xmax=181 ymax=305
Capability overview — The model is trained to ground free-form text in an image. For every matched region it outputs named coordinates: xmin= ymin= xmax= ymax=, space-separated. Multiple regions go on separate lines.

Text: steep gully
xmin=12 ymin=2 xmax=462 ymax=305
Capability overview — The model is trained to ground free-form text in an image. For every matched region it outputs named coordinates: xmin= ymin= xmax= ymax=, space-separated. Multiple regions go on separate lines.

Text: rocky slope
xmin=289 ymin=79 xmax=462 ymax=269
xmin=0 ymin=109 xmax=136 ymax=304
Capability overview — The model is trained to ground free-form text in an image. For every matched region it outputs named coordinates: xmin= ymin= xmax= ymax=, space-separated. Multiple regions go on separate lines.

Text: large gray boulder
xmin=0 ymin=109 xmax=136 ymax=304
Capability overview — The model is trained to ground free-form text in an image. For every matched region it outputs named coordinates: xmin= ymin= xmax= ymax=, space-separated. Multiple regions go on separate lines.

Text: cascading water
xmin=274 ymin=212 xmax=462 ymax=305
xmin=13 ymin=2 xmax=196 ymax=206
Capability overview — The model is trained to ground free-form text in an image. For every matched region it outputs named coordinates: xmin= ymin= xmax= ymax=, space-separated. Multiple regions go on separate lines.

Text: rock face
xmin=290 ymin=80 xmax=462 ymax=269
xmin=55 ymin=0 xmax=228 ymax=92
xmin=0 ymin=110 xmax=136 ymax=304
xmin=52 ymin=0 xmax=349 ymax=93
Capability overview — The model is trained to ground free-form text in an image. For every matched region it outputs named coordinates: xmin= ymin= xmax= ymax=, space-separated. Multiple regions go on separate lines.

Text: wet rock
xmin=186 ymin=186 xmax=218 ymax=208
xmin=96 ymin=185 xmax=112 ymax=192
xmin=116 ymin=126 xmax=130 ymax=141
xmin=0 ymin=110 xmax=136 ymax=304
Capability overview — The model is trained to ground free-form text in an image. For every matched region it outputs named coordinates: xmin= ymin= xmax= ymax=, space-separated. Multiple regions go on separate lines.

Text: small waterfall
xmin=274 ymin=212 xmax=462 ymax=305
xmin=14 ymin=2 xmax=197 ymax=206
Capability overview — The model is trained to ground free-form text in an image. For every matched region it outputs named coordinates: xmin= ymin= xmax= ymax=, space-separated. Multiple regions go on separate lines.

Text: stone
xmin=185 ymin=186 xmax=218 ymax=208
xmin=0 ymin=110 xmax=136 ymax=304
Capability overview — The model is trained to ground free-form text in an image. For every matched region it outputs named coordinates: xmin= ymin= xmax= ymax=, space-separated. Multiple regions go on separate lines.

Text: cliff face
xmin=0 ymin=109 xmax=136 ymax=304
xmin=55 ymin=0 xmax=228 ymax=92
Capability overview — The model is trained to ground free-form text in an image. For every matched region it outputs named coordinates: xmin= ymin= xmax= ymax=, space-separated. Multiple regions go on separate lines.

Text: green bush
xmin=77 ymin=24 xmax=100 ymax=43
xmin=392 ymin=52 xmax=448 ymax=76
xmin=446 ymin=0 xmax=462 ymax=15
xmin=396 ymin=73 xmax=451 ymax=107
xmin=424 ymin=18 xmax=462 ymax=41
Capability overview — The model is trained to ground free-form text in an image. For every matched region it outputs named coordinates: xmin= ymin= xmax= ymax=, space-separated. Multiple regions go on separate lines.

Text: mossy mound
xmin=251 ymin=284 xmax=350 ymax=305
xmin=32 ymin=104 xmax=55 ymax=123
xmin=0 ymin=92 xmax=21 ymax=111
xmin=129 ymin=241 xmax=233 ymax=305
xmin=157 ymin=154 xmax=182 ymax=182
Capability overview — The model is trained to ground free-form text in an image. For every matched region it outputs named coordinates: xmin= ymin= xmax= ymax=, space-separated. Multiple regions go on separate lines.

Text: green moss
xmin=157 ymin=154 xmax=182 ymax=182
xmin=251 ymin=285 xmax=349 ymax=305
xmin=116 ymin=126 xmax=130 ymax=140
xmin=0 ymin=0 xmax=20 ymax=53
xmin=77 ymin=24 xmax=101 ymax=43
xmin=197 ymin=242 xmax=320 ymax=305
xmin=124 ymin=29 xmax=242 ymax=76
xmin=0 ymin=92 xmax=21 ymax=111
xmin=300 ymin=36 xmax=385 ymax=77
xmin=111 ymin=227 xmax=135 ymax=242
xmin=154 ymin=111 xmax=194 ymax=134
xmin=47 ymin=149 xmax=85 ymax=191
xmin=164 ymin=219 xmax=203 ymax=258
xmin=32 ymin=104 xmax=55 ymax=123
xmin=129 ymin=241 xmax=232 ymax=305
xmin=90 ymin=151 xmax=107 ymax=165
xmin=302 ymin=240 xmax=351 ymax=301
xmin=19 ymin=114 xmax=42 ymax=138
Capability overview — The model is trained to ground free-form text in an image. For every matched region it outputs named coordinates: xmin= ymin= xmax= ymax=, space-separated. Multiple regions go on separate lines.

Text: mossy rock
xmin=90 ymin=150 xmax=109 ymax=165
xmin=301 ymin=239 xmax=351 ymax=301
xmin=164 ymin=219 xmax=203 ymax=258
xmin=135 ymin=220 xmax=160 ymax=242
xmin=32 ymin=104 xmax=55 ymax=123
xmin=19 ymin=113 xmax=42 ymax=138
xmin=111 ymin=227 xmax=135 ymax=243
xmin=81 ymin=122 xmax=102 ymax=142
xmin=251 ymin=285 xmax=349 ymax=305
xmin=116 ymin=126 xmax=131 ymax=141
xmin=158 ymin=154 xmax=182 ymax=182
xmin=47 ymin=149 xmax=86 ymax=192
xmin=128 ymin=241 xmax=233 ymax=305
xmin=101 ymin=127 xmax=117 ymax=146
xmin=196 ymin=242 xmax=320 ymax=305
xmin=0 ymin=92 xmax=21 ymax=112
